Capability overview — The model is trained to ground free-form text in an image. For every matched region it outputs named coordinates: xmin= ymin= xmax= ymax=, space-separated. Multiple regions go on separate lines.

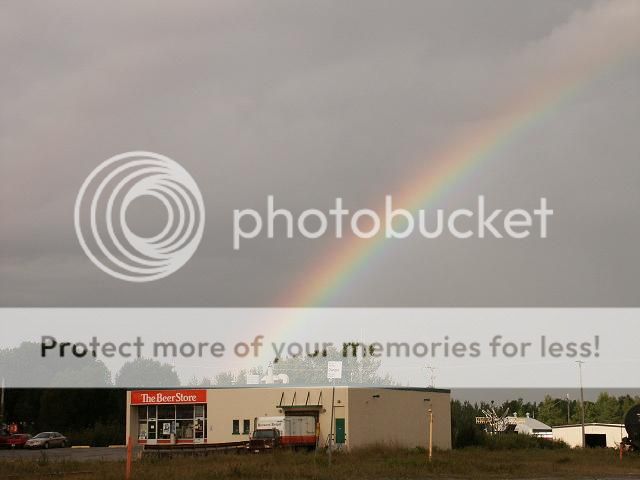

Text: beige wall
xmin=552 ymin=424 xmax=626 ymax=448
xmin=347 ymin=388 xmax=451 ymax=450
xmin=206 ymin=387 xmax=346 ymax=447
xmin=126 ymin=387 xmax=451 ymax=450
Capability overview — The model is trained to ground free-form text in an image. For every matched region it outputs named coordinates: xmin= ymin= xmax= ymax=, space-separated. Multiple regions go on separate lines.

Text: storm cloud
xmin=1 ymin=0 xmax=639 ymax=306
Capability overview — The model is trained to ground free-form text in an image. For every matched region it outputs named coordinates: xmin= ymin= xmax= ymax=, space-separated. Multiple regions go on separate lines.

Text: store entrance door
xmin=147 ymin=420 xmax=157 ymax=445
xmin=335 ymin=418 xmax=345 ymax=444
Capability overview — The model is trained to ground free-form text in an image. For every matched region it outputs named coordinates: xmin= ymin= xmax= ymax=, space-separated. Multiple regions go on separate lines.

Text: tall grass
xmin=1 ymin=445 xmax=638 ymax=479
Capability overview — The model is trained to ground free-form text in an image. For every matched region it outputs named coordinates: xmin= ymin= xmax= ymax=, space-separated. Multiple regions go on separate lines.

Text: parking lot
xmin=0 ymin=446 xmax=126 ymax=462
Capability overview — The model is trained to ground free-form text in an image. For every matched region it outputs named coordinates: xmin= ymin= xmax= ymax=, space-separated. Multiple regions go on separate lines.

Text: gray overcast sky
xmin=1 ymin=0 xmax=639 ymax=307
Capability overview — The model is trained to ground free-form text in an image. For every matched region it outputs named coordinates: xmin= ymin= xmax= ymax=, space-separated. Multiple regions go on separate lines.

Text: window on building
xmin=232 ymin=419 xmax=240 ymax=435
xmin=175 ymin=405 xmax=195 ymax=439
xmin=157 ymin=405 xmax=176 ymax=440
xmin=243 ymin=419 xmax=250 ymax=435
xmin=176 ymin=405 xmax=193 ymax=420
xmin=138 ymin=406 xmax=151 ymax=440
xmin=158 ymin=405 xmax=175 ymax=420
xmin=137 ymin=404 xmax=206 ymax=442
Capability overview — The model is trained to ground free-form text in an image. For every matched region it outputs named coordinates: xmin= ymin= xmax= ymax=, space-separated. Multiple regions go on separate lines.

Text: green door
xmin=335 ymin=418 xmax=345 ymax=444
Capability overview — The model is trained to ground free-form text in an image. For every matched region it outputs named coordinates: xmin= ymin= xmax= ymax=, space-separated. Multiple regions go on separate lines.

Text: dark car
xmin=247 ymin=428 xmax=280 ymax=452
xmin=0 ymin=429 xmax=27 ymax=449
xmin=5 ymin=434 xmax=32 ymax=449
xmin=24 ymin=432 xmax=68 ymax=449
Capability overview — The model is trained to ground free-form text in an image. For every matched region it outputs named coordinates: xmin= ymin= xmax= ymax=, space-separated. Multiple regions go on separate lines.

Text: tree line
xmin=3 ymin=389 xmax=638 ymax=447
xmin=451 ymin=393 xmax=640 ymax=448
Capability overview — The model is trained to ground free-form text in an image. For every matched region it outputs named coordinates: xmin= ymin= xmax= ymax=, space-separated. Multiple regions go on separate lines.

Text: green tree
xmin=588 ymin=392 xmax=624 ymax=423
xmin=115 ymin=358 xmax=179 ymax=387
xmin=620 ymin=395 xmax=640 ymax=420
xmin=450 ymin=400 xmax=484 ymax=448
xmin=0 ymin=342 xmax=113 ymax=388
xmin=537 ymin=395 xmax=569 ymax=426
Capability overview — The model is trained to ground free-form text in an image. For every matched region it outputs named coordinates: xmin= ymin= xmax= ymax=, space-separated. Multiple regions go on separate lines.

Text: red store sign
xmin=131 ymin=389 xmax=207 ymax=405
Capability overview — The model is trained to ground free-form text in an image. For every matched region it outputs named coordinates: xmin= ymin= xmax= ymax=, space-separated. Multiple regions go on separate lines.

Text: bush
xmin=65 ymin=422 xmax=124 ymax=447
xmin=478 ymin=433 xmax=568 ymax=450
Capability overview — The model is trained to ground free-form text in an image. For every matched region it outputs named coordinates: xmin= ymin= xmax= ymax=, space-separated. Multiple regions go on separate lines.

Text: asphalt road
xmin=0 ymin=446 xmax=126 ymax=462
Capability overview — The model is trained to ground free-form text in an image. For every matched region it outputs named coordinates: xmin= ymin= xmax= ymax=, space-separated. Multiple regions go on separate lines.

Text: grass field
xmin=2 ymin=447 xmax=640 ymax=479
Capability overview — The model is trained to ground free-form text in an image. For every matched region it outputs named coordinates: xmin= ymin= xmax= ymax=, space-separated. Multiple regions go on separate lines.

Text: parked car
xmin=24 ymin=432 xmax=68 ymax=449
xmin=247 ymin=428 xmax=280 ymax=452
xmin=5 ymin=433 xmax=32 ymax=449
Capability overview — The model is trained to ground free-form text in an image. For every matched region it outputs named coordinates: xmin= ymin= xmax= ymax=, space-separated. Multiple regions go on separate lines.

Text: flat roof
xmin=386 ymin=386 xmax=451 ymax=394
xmin=552 ymin=423 xmax=624 ymax=429
xmin=127 ymin=386 xmax=451 ymax=393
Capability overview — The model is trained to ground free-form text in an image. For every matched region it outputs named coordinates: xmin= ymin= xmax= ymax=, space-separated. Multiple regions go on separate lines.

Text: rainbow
xmin=276 ymin=27 xmax=637 ymax=312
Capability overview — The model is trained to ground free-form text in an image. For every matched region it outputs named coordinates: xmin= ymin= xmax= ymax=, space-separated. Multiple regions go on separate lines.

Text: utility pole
xmin=328 ymin=383 xmax=335 ymax=466
xmin=424 ymin=398 xmax=432 ymax=462
xmin=428 ymin=407 xmax=433 ymax=462
xmin=566 ymin=393 xmax=570 ymax=424
xmin=576 ymin=361 xmax=586 ymax=448
xmin=326 ymin=360 xmax=342 ymax=466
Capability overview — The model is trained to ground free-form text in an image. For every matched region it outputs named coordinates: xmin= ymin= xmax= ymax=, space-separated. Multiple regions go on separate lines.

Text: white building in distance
xmin=552 ymin=423 xmax=627 ymax=448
